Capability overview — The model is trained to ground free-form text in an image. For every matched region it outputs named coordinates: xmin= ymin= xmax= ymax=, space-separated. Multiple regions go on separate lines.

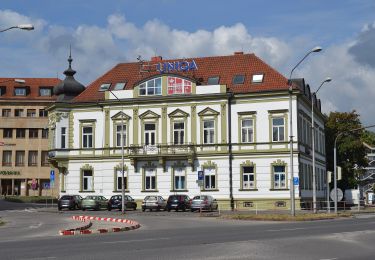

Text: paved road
xmin=1 ymin=199 xmax=375 ymax=259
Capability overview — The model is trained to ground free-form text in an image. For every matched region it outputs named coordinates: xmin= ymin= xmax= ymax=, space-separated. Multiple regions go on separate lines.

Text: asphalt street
xmin=1 ymin=199 xmax=375 ymax=260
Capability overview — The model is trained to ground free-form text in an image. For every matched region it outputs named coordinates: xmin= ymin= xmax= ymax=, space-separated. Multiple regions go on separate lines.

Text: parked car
xmin=166 ymin=195 xmax=191 ymax=212
xmin=107 ymin=195 xmax=137 ymax=211
xmin=81 ymin=195 xmax=108 ymax=211
xmin=190 ymin=195 xmax=218 ymax=212
xmin=58 ymin=195 xmax=83 ymax=211
xmin=142 ymin=196 xmax=167 ymax=211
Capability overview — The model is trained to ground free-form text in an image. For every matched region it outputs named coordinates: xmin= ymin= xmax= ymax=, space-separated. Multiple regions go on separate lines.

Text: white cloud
xmin=0 ymin=10 xmax=374 ymax=126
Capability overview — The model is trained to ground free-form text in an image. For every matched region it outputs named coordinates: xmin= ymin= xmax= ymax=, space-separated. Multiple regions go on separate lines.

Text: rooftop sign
xmin=157 ymin=60 xmax=198 ymax=74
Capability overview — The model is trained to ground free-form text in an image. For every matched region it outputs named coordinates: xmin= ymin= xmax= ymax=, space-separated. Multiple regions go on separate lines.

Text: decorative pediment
xmin=114 ymin=163 xmax=128 ymax=171
xmin=111 ymin=111 xmax=131 ymax=121
xmin=81 ymin=164 xmax=93 ymax=170
xmin=198 ymin=107 xmax=219 ymax=117
xmin=168 ymin=109 xmax=189 ymax=118
xmin=272 ymin=159 xmax=287 ymax=166
xmin=139 ymin=110 xmax=161 ymax=119
xmin=240 ymin=160 xmax=255 ymax=167
xmin=201 ymin=160 xmax=217 ymax=169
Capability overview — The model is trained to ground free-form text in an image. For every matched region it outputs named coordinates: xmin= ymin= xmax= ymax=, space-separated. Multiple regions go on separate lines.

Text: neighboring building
xmin=0 ymin=77 xmax=61 ymax=196
xmin=49 ymin=52 xmax=327 ymax=209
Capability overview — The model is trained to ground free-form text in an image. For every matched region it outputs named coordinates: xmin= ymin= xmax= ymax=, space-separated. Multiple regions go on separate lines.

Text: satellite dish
xmin=330 ymin=188 xmax=343 ymax=201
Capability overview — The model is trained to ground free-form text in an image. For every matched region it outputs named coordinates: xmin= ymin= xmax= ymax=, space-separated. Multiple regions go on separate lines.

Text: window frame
xmin=240 ymin=161 xmax=257 ymax=190
xmin=16 ymin=128 xmax=26 ymax=139
xmin=79 ymin=120 xmax=96 ymax=149
xmin=270 ymin=160 xmax=288 ymax=190
xmin=139 ymin=77 xmax=162 ymax=96
xmin=172 ymin=167 xmax=187 ymax=191
xmin=14 ymin=87 xmax=27 ymax=96
xmin=15 ymin=151 xmax=25 ymax=166
xmin=61 ymin=127 xmax=66 ymax=149
xmin=143 ymin=167 xmax=157 ymax=191
xmin=114 ymin=166 xmax=128 ymax=192
xmin=28 ymin=150 xmax=38 ymax=167
xmin=39 ymin=87 xmax=52 ymax=96
xmin=2 ymin=109 xmax=11 ymax=117
xmin=232 ymin=75 xmax=245 ymax=84
xmin=3 ymin=128 xmax=13 ymax=138
xmin=2 ymin=150 xmax=12 ymax=166
xmin=29 ymin=129 xmax=39 ymax=139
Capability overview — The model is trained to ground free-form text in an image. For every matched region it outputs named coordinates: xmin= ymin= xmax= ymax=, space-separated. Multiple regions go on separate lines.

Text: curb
xmin=59 ymin=215 xmax=141 ymax=236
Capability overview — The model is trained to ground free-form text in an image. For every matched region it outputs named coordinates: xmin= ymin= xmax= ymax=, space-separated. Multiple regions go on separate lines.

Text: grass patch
xmin=4 ymin=196 xmax=58 ymax=204
xmin=223 ymin=212 xmax=353 ymax=221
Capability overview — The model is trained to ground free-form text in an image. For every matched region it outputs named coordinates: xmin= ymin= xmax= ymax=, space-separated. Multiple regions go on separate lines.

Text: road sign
xmin=293 ymin=177 xmax=299 ymax=185
xmin=198 ymin=171 xmax=204 ymax=181
xmin=50 ymin=180 xmax=55 ymax=188
xmin=196 ymin=180 xmax=204 ymax=187
xmin=330 ymin=188 xmax=343 ymax=201
xmin=50 ymin=170 xmax=55 ymax=181
xmin=43 ymin=182 xmax=50 ymax=189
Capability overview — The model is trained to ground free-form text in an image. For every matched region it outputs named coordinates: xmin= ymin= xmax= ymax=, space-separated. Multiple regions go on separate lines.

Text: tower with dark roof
xmin=54 ymin=49 xmax=85 ymax=102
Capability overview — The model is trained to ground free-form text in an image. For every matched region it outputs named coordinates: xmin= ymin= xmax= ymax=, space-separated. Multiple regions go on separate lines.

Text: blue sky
xmin=1 ymin=0 xmax=375 ymax=125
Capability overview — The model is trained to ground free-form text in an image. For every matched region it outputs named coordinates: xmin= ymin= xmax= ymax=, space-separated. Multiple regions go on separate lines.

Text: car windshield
xmin=111 ymin=196 xmax=121 ymax=200
xmin=60 ymin=196 xmax=72 ymax=200
xmin=85 ymin=196 xmax=97 ymax=200
xmin=146 ymin=196 xmax=158 ymax=201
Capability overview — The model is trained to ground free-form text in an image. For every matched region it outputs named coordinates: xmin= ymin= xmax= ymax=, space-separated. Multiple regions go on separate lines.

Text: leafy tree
xmin=325 ymin=110 xmax=367 ymax=189
xmin=361 ymin=130 xmax=375 ymax=146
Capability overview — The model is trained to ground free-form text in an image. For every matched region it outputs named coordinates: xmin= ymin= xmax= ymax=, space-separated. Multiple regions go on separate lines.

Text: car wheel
xmin=182 ymin=206 xmax=186 ymax=212
xmin=142 ymin=208 xmax=145 ymax=212
xmin=191 ymin=209 xmax=194 ymax=212
xmin=82 ymin=208 xmax=86 ymax=211
xmin=133 ymin=206 xmax=137 ymax=211
xmin=149 ymin=208 xmax=152 ymax=212
xmin=58 ymin=207 xmax=62 ymax=211
xmin=107 ymin=207 xmax=111 ymax=211
xmin=167 ymin=208 xmax=171 ymax=212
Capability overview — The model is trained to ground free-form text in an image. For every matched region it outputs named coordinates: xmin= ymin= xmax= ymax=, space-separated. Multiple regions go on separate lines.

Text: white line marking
xmin=266 ymin=227 xmax=307 ymax=232
xmin=103 ymin=237 xmax=170 ymax=244
xmin=29 ymin=223 xmax=42 ymax=229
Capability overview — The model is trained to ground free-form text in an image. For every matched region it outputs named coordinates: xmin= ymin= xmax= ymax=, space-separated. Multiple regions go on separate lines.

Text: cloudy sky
xmin=1 ymin=0 xmax=374 ymax=125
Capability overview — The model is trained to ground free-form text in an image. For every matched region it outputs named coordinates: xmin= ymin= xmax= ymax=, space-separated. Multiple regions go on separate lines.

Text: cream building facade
xmin=49 ymin=53 xmax=327 ymax=209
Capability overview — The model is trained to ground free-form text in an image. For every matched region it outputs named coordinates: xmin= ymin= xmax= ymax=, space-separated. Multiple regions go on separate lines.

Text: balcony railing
xmin=129 ymin=143 xmax=195 ymax=157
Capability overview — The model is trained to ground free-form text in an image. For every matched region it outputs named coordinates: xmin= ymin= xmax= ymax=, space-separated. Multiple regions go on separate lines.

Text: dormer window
xmin=207 ymin=76 xmax=220 ymax=85
xmin=39 ymin=87 xmax=53 ymax=96
xmin=139 ymin=78 xmax=162 ymax=96
xmin=233 ymin=75 xmax=245 ymax=84
xmin=113 ymin=82 xmax=126 ymax=90
xmin=99 ymin=83 xmax=111 ymax=92
xmin=14 ymin=87 xmax=27 ymax=96
xmin=252 ymin=74 xmax=264 ymax=83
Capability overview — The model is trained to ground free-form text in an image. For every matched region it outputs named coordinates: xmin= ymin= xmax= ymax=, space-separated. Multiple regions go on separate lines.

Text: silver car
xmin=190 ymin=195 xmax=218 ymax=212
xmin=142 ymin=196 xmax=167 ymax=211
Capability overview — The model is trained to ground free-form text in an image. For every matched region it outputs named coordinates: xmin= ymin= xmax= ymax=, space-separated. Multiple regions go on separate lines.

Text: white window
xmin=173 ymin=122 xmax=184 ymax=145
xmin=203 ymin=120 xmax=215 ymax=144
xmin=139 ymin=78 xmax=162 ymax=96
xmin=252 ymin=74 xmax=264 ymax=83
xmin=272 ymin=117 xmax=285 ymax=142
xmin=83 ymin=170 xmax=93 ymax=191
xmin=82 ymin=126 xmax=93 ymax=148
xmin=14 ymin=88 xmax=26 ymax=96
xmin=273 ymin=165 xmax=286 ymax=189
xmin=241 ymin=119 xmax=254 ymax=143
xmin=144 ymin=168 xmax=156 ymax=190
xmin=242 ymin=166 xmax=255 ymax=189
xmin=116 ymin=124 xmax=126 ymax=147
xmin=174 ymin=168 xmax=186 ymax=190
xmin=144 ymin=123 xmax=156 ymax=145
xmin=39 ymin=88 xmax=52 ymax=96
xmin=116 ymin=169 xmax=127 ymax=190
xmin=61 ymin=127 xmax=66 ymax=149
xmin=204 ymin=168 xmax=216 ymax=190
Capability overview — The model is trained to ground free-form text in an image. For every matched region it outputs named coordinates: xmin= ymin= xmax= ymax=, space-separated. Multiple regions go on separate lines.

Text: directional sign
xmin=50 ymin=170 xmax=55 ymax=181
xmin=43 ymin=182 xmax=50 ymax=189
xmin=198 ymin=171 xmax=204 ymax=181
xmin=293 ymin=177 xmax=299 ymax=186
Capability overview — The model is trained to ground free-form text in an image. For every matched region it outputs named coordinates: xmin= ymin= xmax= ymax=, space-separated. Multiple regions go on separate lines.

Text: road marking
xmin=266 ymin=227 xmax=307 ymax=232
xmin=29 ymin=223 xmax=43 ymax=229
xmin=103 ymin=237 xmax=170 ymax=244
xmin=319 ymin=258 xmax=337 ymax=260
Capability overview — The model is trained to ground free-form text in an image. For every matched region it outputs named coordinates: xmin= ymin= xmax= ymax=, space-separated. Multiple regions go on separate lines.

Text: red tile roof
xmin=74 ymin=53 xmax=289 ymax=102
xmin=0 ymin=78 xmax=61 ymax=101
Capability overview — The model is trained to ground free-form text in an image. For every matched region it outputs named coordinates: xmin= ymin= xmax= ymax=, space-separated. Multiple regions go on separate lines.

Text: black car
xmin=166 ymin=195 xmax=191 ymax=212
xmin=107 ymin=195 xmax=137 ymax=211
xmin=58 ymin=195 xmax=83 ymax=210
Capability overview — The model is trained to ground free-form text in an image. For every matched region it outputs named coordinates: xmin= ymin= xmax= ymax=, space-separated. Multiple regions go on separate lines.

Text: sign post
xmin=50 ymin=170 xmax=55 ymax=208
xmin=197 ymin=171 xmax=204 ymax=215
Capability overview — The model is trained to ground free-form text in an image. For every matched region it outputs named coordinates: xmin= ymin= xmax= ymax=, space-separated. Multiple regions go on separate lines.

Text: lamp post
xmin=288 ymin=46 xmax=322 ymax=216
xmin=333 ymin=124 xmax=375 ymax=214
xmin=1 ymin=24 xmax=34 ymax=33
xmin=109 ymin=90 xmax=126 ymax=214
xmin=312 ymin=77 xmax=332 ymax=214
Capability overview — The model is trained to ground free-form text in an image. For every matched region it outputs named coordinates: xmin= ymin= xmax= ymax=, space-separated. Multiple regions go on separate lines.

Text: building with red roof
xmin=0 ymin=77 xmax=61 ymax=196
xmin=49 ymin=52 xmax=327 ymax=210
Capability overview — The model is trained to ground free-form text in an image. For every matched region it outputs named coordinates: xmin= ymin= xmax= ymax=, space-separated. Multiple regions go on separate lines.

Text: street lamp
xmin=288 ymin=46 xmax=322 ymax=216
xmin=333 ymin=124 xmax=375 ymax=214
xmin=312 ymin=77 xmax=332 ymax=214
xmin=1 ymin=24 xmax=34 ymax=33
xmin=108 ymin=89 xmax=126 ymax=214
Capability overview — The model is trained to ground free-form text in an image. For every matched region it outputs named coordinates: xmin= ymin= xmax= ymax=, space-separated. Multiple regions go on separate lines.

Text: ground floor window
xmin=82 ymin=170 xmax=93 ymax=191
xmin=273 ymin=165 xmax=286 ymax=189
xmin=242 ymin=166 xmax=255 ymax=189
xmin=116 ymin=169 xmax=128 ymax=190
xmin=144 ymin=168 xmax=156 ymax=190
xmin=173 ymin=168 xmax=186 ymax=190
xmin=204 ymin=167 xmax=216 ymax=190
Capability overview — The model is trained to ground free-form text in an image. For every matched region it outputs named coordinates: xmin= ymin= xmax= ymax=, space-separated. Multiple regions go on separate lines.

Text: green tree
xmin=325 ymin=111 xmax=367 ymax=189
xmin=361 ymin=130 xmax=375 ymax=146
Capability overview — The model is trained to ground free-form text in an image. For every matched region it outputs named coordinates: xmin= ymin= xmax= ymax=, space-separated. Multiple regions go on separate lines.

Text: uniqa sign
xmin=156 ymin=60 xmax=198 ymax=73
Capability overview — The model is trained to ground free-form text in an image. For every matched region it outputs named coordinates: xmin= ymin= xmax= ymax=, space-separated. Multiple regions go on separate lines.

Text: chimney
xmin=234 ymin=51 xmax=244 ymax=55
xmin=151 ymin=56 xmax=163 ymax=62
